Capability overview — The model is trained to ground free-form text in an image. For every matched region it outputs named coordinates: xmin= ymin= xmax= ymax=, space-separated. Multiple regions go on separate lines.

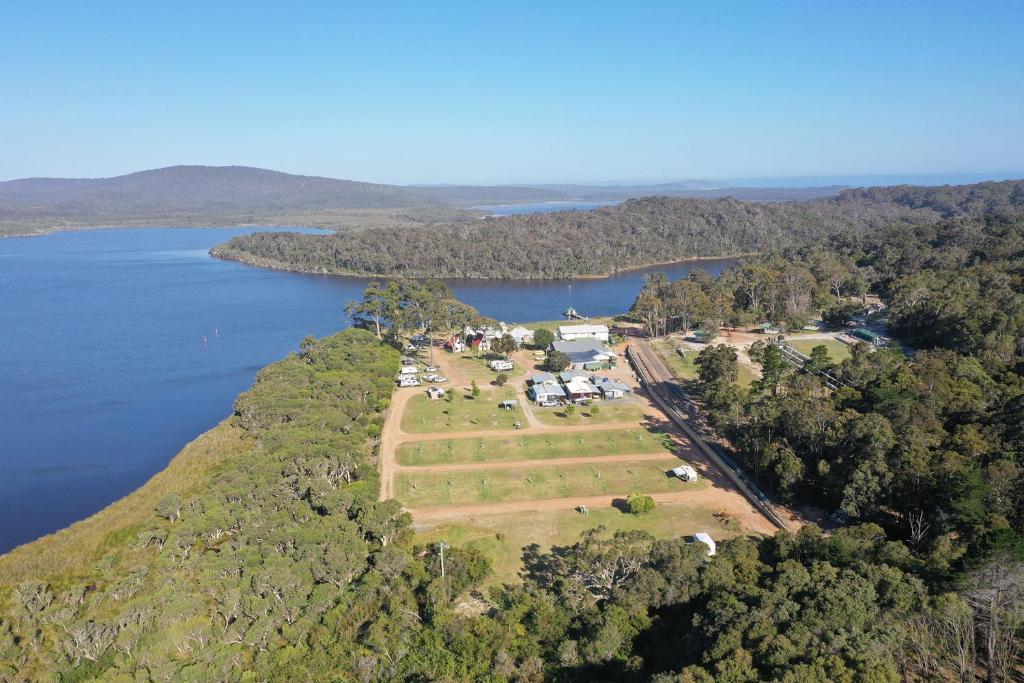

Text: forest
xmin=211 ymin=179 xmax=1024 ymax=279
xmin=0 ymin=262 xmax=1021 ymax=679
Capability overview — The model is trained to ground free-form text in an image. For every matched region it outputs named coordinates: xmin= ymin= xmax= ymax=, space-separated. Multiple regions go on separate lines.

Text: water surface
xmin=0 ymin=227 xmax=735 ymax=551
xmin=475 ymin=200 xmax=620 ymax=215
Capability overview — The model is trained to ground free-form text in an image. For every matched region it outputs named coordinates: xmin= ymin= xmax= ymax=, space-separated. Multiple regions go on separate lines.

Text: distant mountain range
xmin=0 ymin=164 xmax=995 ymax=235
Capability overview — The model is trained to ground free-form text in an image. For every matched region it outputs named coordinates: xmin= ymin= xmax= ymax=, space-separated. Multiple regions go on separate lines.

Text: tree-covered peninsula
xmin=211 ymin=180 xmax=1024 ymax=279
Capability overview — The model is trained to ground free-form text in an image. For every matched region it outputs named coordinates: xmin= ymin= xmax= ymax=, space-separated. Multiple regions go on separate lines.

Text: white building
xmin=557 ymin=324 xmax=610 ymax=342
xmin=507 ymin=326 xmax=534 ymax=345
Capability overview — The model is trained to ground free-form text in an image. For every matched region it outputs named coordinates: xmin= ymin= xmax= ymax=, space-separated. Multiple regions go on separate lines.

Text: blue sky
xmin=1 ymin=1 xmax=1022 ymax=184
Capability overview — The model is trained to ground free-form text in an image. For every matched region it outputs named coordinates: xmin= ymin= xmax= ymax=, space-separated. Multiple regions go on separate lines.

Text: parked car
xmin=397 ymin=377 xmax=421 ymax=387
xmin=430 ymin=375 xmax=447 ymax=383
xmin=539 ymin=400 xmax=559 ymax=407
xmin=424 ymin=366 xmax=438 ymax=372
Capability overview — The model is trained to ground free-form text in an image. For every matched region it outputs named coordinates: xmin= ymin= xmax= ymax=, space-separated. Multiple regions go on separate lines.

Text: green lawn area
xmin=396 ymin=428 xmax=675 ymax=466
xmin=736 ymin=363 xmax=758 ymax=388
xmin=446 ymin=352 xmax=529 ymax=383
xmin=650 ymin=338 xmax=699 ymax=380
xmin=395 ymin=456 xmax=702 ymax=507
xmin=521 ymin=316 xmax=619 ymax=333
xmin=400 ymin=387 xmax=522 ymax=434
xmin=531 ymin=398 xmax=648 ymax=426
xmin=416 ymin=502 xmax=744 ymax=586
xmin=787 ymin=338 xmax=852 ymax=363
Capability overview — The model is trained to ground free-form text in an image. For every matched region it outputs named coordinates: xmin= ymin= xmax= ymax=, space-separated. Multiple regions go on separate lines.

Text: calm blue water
xmin=475 ymin=200 xmax=621 ymax=215
xmin=0 ymin=227 xmax=736 ymax=552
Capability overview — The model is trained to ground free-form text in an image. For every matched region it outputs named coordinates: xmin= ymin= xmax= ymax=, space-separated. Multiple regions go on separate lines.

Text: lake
xmin=0 ymin=227 xmax=736 ymax=552
xmin=475 ymin=200 xmax=621 ymax=215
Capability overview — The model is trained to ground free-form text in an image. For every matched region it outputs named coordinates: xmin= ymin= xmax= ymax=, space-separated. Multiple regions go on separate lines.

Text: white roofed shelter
xmin=557 ymin=324 xmax=610 ymax=342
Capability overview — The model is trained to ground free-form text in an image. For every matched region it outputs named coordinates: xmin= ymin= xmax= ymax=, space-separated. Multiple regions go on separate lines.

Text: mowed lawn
xmin=396 ymin=428 xmax=675 ymax=466
xmin=395 ymin=456 xmax=701 ymax=507
xmin=787 ymin=338 xmax=852 ymax=363
xmin=416 ymin=502 xmax=743 ymax=586
xmin=446 ymin=352 xmax=529 ymax=383
xmin=650 ymin=338 xmax=699 ymax=380
xmin=401 ymin=387 xmax=522 ymax=433
xmin=531 ymin=398 xmax=648 ymax=426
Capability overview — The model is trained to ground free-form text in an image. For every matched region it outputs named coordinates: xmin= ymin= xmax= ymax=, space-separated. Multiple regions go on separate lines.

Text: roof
xmin=564 ymin=377 xmax=599 ymax=394
xmin=596 ymin=377 xmax=630 ymax=393
xmin=558 ymin=370 xmax=589 ymax=383
xmin=530 ymin=372 xmax=556 ymax=385
xmin=530 ymin=381 xmax=567 ymax=398
xmin=551 ymin=339 xmax=609 ymax=354
xmin=558 ymin=324 xmax=609 ymax=337
xmin=853 ymin=327 xmax=880 ymax=340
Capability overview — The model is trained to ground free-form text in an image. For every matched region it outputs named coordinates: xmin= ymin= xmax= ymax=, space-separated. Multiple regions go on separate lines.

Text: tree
xmin=626 ymin=493 xmax=655 ymax=515
xmin=963 ymin=546 xmax=1024 ymax=683
xmin=470 ymin=380 xmax=480 ymax=398
xmin=695 ymin=344 xmax=738 ymax=391
xmin=494 ymin=373 xmax=508 ymax=386
xmin=492 ymin=334 xmax=518 ymax=358
xmin=805 ymin=344 xmax=834 ymax=374
xmin=545 ymin=351 xmax=571 ymax=372
xmin=749 ymin=340 xmax=790 ymax=397
xmin=533 ymin=328 xmax=555 ymax=349
xmin=822 ymin=302 xmax=859 ymax=328
xmin=345 ymin=281 xmax=401 ymax=340
xmin=564 ymin=404 xmax=576 ymax=417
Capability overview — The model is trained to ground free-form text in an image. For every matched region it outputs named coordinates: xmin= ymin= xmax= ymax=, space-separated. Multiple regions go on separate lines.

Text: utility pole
xmin=436 ymin=541 xmax=449 ymax=578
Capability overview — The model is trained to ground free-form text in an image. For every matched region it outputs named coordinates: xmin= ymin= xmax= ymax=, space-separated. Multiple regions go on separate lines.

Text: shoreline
xmin=211 ymin=246 xmax=753 ymax=282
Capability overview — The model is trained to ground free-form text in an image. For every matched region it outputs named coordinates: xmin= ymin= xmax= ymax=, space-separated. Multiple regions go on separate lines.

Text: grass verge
xmin=395 ymin=456 xmax=702 ymax=507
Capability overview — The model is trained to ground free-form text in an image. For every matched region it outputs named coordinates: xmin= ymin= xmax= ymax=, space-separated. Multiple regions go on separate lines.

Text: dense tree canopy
xmin=212 ymin=180 xmax=1024 ymax=279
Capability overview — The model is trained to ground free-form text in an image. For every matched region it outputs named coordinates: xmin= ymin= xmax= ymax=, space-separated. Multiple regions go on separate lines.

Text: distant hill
xmin=0 ymin=165 xmax=444 ymax=233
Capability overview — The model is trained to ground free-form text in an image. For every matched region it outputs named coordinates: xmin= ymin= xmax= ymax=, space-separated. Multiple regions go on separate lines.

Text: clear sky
xmin=1 ymin=1 xmax=1022 ymax=185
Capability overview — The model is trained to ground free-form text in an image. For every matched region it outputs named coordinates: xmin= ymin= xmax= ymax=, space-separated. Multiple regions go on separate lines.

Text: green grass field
xmin=395 ymin=456 xmax=701 ymax=507
xmin=446 ymin=352 xmax=529 ymax=383
xmin=787 ymin=338 xmax=852 ymax=363
xmin=531 ymin=398 xmax=648 ymax=426
xmin=650 ymin=339 xmax=699 ymax=380
xmin=400 ymin=387 xmax=522 ymax=433
xmin=396 ymin=428 xmax=675 ymax=466
xmin=416 ymin=502 xmax=743 ymax=586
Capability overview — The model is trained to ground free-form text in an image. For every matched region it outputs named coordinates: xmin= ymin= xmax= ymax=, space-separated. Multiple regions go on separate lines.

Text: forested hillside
xmin=0 ymin=166 xmax=455 ymax=235
xmin=211 ymin=179 xmax=1024 ymax=279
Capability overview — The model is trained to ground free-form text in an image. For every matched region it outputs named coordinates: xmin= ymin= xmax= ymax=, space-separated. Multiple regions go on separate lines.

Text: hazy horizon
xmin=2 ymin=165 xmax=1022 ymax=190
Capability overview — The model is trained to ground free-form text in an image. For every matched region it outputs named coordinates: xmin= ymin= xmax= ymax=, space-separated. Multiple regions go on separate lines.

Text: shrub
xmin=627 ymin=492 xmax=655 ymax=515
xmin=495 ymin=373 xmax=508 ymax=386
